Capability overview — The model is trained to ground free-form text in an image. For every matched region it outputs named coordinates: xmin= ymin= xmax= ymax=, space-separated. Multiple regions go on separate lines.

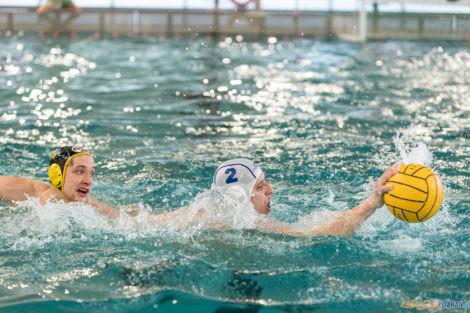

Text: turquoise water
xmin=0 ymin=34 xmax=469 ymax=312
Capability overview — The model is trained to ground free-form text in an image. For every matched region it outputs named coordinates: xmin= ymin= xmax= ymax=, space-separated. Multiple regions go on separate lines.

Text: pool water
xmin=0 ymin=34 xmax=469 ymax=312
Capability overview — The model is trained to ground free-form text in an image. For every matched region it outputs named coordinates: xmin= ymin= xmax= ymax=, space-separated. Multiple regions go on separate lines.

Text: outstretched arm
xmin=308 ymin=165 xmax=399 ymax=237
xmin=85 ymin=196 xmax=120 ymax=219
xmin=147 ymin=206 xmax=202 ymax=227
xmin=256 ymin=164 xmax=400 ymax=238
xmin=0 ymin=176 xmax=50 ymax=203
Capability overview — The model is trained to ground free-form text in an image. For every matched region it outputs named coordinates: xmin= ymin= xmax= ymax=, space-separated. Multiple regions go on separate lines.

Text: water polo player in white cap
xmin=0 ymin=146 xmax=119 ymax=218
xmin=212 ymin=158 xmax=273 ymax=215
xmin=149 ymin=158 xmax=399 ymax=238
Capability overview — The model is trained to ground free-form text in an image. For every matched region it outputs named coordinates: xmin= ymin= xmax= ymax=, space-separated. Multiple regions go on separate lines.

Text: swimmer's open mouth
xmin=77 ymin=187 xmax=89 ymax=196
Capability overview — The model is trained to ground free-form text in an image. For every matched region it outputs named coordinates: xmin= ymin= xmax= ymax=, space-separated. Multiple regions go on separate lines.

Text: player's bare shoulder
xmin=0 ymin=176 xmax=52 ymax=203
xmin=38 ymin=182 xmax=63 ymax=204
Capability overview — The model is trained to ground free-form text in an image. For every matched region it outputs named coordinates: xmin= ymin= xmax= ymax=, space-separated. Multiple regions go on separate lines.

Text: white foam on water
xmin=9 ymin=197 xmax=112 ymax=232
xmin=0 ymin=197 xmax=118 ymax=252
xmin=186 ymin=186 xmax=261 ymax=230
xmin=118 ymin=185 xmax=264 ymax=239
xmin=377 ymin=235 xmax=423 ymax=254
xmin=393 ymin=127 xmax=433 ymax=166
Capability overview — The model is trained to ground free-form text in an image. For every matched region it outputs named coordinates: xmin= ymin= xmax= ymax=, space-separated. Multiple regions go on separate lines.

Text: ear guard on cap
xmin=48 ymin=163 xmax=63 ymax=190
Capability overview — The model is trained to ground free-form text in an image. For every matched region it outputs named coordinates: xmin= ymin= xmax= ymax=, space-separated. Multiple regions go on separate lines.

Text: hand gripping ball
xmin=384 ymin=164 xmax=443 ymax=223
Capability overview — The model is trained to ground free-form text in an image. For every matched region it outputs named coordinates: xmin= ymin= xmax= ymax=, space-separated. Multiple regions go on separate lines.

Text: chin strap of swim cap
xmin=48 ymin=146 xmax=92 ymax=193
xmin=212 ymin=158 xmax=262 ymax=200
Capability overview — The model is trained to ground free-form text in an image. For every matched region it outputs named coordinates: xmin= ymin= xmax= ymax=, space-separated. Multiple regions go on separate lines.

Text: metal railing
xmin=0 ymin=6 xmax=469 ymax=40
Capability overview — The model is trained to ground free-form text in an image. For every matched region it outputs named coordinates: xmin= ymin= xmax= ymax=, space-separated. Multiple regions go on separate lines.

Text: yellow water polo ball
xmin=384 ymin=163 xmax=443 ymax=223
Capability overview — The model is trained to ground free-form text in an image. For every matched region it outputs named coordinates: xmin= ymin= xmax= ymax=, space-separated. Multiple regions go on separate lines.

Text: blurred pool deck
xmin=1 ymin=6 xmax=470 ymax=41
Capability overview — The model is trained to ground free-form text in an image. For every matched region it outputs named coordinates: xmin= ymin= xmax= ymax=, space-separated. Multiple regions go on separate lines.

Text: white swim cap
xmin=212 ymin=158 xmax=263 ymax=200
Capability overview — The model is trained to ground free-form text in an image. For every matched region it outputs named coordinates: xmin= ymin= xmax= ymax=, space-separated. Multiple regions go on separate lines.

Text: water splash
xmin=393 ymin=127 xmax=433 ymax=166
xmin=182 ymin=187 xmax=260 ymax=231
xmin=1 ymin=197 xmax=114 ymax=241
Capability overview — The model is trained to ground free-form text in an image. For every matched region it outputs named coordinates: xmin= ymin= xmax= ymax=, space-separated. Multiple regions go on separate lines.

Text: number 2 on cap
xmin=225 ymin=168 xmax=238 ymax=184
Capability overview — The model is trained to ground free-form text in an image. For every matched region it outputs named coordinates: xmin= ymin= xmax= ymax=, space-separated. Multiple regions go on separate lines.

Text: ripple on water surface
xmin=0 ymin=36 xmax=469 ymax=311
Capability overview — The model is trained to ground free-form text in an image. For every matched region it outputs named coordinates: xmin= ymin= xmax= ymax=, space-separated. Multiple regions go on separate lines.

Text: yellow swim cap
xmin=48 ymin=146 xmax=92 ymax=193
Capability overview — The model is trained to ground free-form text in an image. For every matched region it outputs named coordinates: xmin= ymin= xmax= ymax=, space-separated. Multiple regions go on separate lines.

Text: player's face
xmin=250 ymin=173 xmax=273 ymax=215
xmin=63 ymin=155 xmax=95 ymax=202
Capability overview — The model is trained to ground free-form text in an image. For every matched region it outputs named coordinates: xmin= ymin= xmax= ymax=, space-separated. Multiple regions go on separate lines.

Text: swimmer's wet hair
xmin=48 ymin=146 xmax=92 ymax=193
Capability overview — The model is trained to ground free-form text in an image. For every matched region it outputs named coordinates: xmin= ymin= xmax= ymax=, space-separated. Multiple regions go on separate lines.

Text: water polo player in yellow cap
xmin=0 ymin=146 xmax=118 ymax=218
